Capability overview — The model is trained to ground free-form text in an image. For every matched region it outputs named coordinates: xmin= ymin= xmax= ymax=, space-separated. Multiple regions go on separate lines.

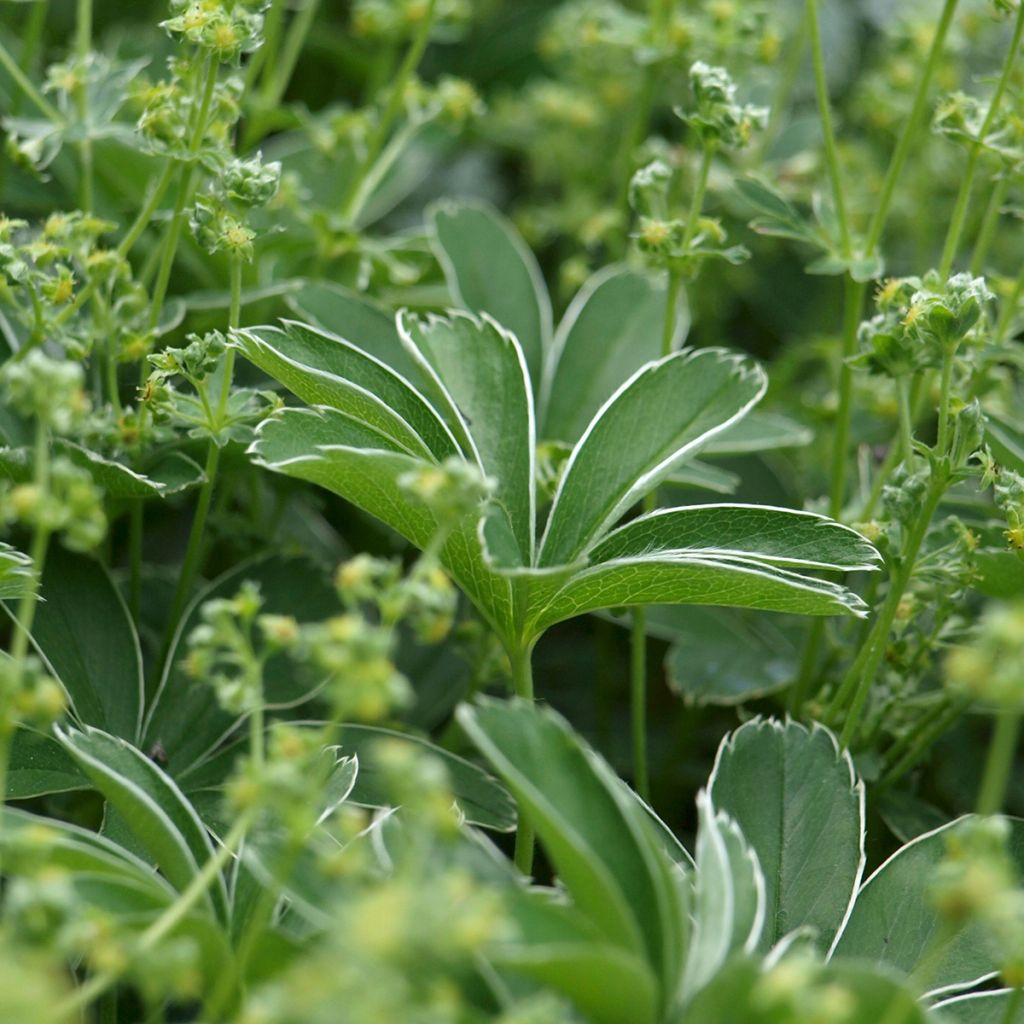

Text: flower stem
xmin=807 ymin=0 xmax=852 ymax=257
xmin=0 ymin=36 xmax=64 ymax=124
xmin=938 ymin=1 xmax=1024 ymax=277
xmin=977 ymin=708 xmax=1021 ymax=817
xmin=56 ymin=811 xmax=253 ymax=1018
xmin=864 ymin=0 xmax=961 ymax=256
xmin=338 ymin=0 xmax=437 ymax=225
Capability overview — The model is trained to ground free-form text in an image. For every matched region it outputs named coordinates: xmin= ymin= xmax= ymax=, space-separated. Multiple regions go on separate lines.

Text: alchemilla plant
xmin=5 ymin=0 xmax=1024 ymax=1020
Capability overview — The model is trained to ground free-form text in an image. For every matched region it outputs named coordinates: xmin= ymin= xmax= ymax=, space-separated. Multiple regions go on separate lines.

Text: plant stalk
xmin=977 ymin=708 xmax=1021 ymax=816
xmin=510 ymin=645 xmax=535 ymax=875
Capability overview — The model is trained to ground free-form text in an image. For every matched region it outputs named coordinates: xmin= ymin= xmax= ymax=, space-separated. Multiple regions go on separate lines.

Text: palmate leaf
xmin=239 ymin=287 xmax=875 ymax=648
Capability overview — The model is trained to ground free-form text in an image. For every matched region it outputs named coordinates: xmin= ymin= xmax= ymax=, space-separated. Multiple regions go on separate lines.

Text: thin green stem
xmin=996 ymin=261 xmax=1024 ymax=342
xmin=896 ymin=375 xmax=914 ymax=462
xmin=864 ymin=0 xmax=961 ymax=255
xmin=969 ymin=175 xmax=1010 ymax=274
xmin=661 ymin=269 xmax=682 ymax=358
xmin=264 ymin=0 xmax=322 ymax=108
xmin=630 ymin=607 xmax=650 ymax=800
xmin=829 ymin=277 xmax=868 ymax=516
xmin=754 ymin=19 xmax=807 ymax=163
xmin=57 ymin=811 xmax=253 ymax=1018
xmin=0 ymin=35 xmax=64 ymax=124
xmin=807 ymin=0 xmax=852 ymax=256
xmin=75 ymin=0 xmax=94 ymax=212
xmin=681 ymin=144 xmax=715 ymax=250
xmin=244 ymin=0 xmax=287 ymax=96
xmin=832 ymin=474 xmax=945 ymax=747
xmin=339 ymin=0 xmax=437 ymax=224
xmin=148 ymin=55 xmax=219 ymax=332
xmin=510 ymin=645 xmax=535 ymax=875
xmin=938 ymin=2 xmax=1024 ymax=277
xmin=1001 ymin=987 xmax=1023 ymax=1024
xmin=936 ymin=345 xmax=956 ymax=454
xmin=877 ymin=697 xmax=969 ymax=791
xmin=977 ymin=709 xmax=1021 ymax=816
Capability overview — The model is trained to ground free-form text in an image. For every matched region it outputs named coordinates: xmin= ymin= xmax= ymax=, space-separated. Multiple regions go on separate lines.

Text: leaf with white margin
xmin=428 ymin=199 xmax=552 ymax=392
xmin=539 ymin=349 xmax=766 ymax=567
xmin=680 ymin=791 xmax=765 ymax=1001
xmin=709 ymin=718 xmax=865 ymax=953
xmin=540 ymin=265 xmax=688 ymax=444
xmin=935 ymin=989 xmax=1024 ymax=1022
xmin=398 ymin=311 xmax=536 ymax=565
xmin=0 ymin=542 xmax=32 ymax=599
xmin=55 ymin=724 xmax=229 ymax=924
xmin=831 ymin=815 xmax=1024 ymax=996
xmin=233 ymin=320 xmax=459 ymax=460
xmin=589 ymin=504 xmax=880 ymax=573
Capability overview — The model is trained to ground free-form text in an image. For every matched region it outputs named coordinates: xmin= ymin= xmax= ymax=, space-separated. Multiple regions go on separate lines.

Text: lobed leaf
xmin=709 ymin=718 xmax=865 ymax=953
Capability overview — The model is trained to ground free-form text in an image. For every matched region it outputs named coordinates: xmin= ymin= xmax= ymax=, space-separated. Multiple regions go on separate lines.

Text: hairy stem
xmin=510 ymin=645 xmax=535 ymax=875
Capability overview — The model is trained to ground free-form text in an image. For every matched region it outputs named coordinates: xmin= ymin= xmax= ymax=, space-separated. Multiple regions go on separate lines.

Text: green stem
xmin=864 ymin=0 xmax=961 ymax=255
xmin=244 ymin=0 xmax=287 ymax=97
xmin=263 ymin=0 xmax=322 ymax=108
xmin=1001 ymin=987 xmax=1023 ymax=1024
xmin=877 ymin=697 xmax=968 ymax=791
xmin=938 ymin=2 xmax=1024 ymax=277
xmin=681 ymin=143 xmax=715 ymax=250
xmin=661 ymin=269 xmax=682 ymax=357
xmin=807 ymin=0 xmax=852 ymax=256
xmin=754 ymin=19 xmax=807 ymax=163
xmin=829 ymin=277 xmax=867 ymax=516
xmin=56 ymin=811 xmax=253 ymax=1018
xmin=996 ymin=261 xmax=1024 ymax=343
xmin=338 ymin=0 xmax=437 ymax=224
xmin=630 ymin=606 xmax=650 ymax=801
xmin=936 ymin=344 xmax=956 ymax=453
xmin=75 ymin=0 xmax=94 ymax=211
xmin=510 ymin=645 xmax=535 ymax=875
xmin=977 ymin=709 xmax=1021 ymax=816
xmin=148 ymin=55 xmax=219 ymax=332
xmin=896 ymin=374 xmax=913 ymax=462
xmin=832 ymin=474 xmax=945 ymax=747
xmin=969 ymin=174 xmax=1009 ymax=274
xmin=0 ymin=35 xmax=64 ymax=124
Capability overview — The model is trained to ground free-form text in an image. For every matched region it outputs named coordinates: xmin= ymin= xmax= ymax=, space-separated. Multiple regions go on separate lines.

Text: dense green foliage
xmin=4 ymin=0 xmax=1024 ymax=1021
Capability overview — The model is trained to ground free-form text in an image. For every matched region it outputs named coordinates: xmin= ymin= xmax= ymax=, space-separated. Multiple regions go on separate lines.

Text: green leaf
xmin=588 ymin=504 xmax=880 ymax=573
xmin=495 ymin=890 xmax=659 ymax=1024
xmin=234 ymin=320 xmax=459 ymax=460
xmin=702 ymin=411 xmax=813 ymax=455
xmin=285 ymin=280 xmax=421 ymax=382
xmin=526 ymin=553 xmax=871 ymax=638
xmin=6 ymin=727 xmax=88 ymax=799
xmin=709 ymin=719 xmax=865 ymax=952
xmin=541 ymin=266 xmax=687 ymax=445
xmin=832 ymin=815 xmax=1024 ymax=995
xmin=248 ymin=407 xmax=440 ymax=547
xmin=0 ymin=541 xmax=32 ymax=599
xmin=339 ymin=724 xmax=517 ymax=832
xmin=0 ymin=805 xmax=177 ymax=901
xmin=249 ymin=409 xmax=514 ymax=638
xmin=539 ymin=349 xmax=767 ymax=567
xmin=54 ymin=724 xmax=229 ymax=923
xmin=457 ymin=697 xmax=686 ymax=994
xmin=935 ymin=990 xmax=1024 ymax=1022
xmin=682 ymin=792 xmax=765 ymax=999
xmin=657 ymin=607 xmax=800 ymax=706
xmin=428 ymin=199 xmax=552 ymax=391
xmin=398 ymin=311 xmax=536 ymax=564
xmin=143 ymin=556 xmax=339 ymax=774
xmin=26 ymin=547 xmax=143 ymax=741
